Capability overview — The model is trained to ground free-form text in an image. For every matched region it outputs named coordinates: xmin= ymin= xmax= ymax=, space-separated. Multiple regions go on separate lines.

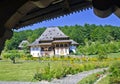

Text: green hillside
xmin=4 ymin=24 xmax=120 ymax=55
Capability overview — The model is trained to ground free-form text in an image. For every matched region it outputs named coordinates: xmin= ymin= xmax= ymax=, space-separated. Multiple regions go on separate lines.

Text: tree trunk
xmin=12 ymin=58 xmax=16 ymax=64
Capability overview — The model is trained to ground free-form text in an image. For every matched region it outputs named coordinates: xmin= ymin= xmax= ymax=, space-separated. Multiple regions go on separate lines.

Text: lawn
xmin=1 ymin=53 xmax=118 ymax=82
xmin=0 ymin=60 xmax=49 ymax=81
xmin=77 ymin=72 xmax=104 ymax=84
xmin=97 ymin=76 xmax=109 ymax=84
xmin=0 ymin=58 xmax=109 ymax=82
xmin=89 ymin=52 xmax=120 ymax=58
xmin=107 ymin=52 xmax=120 ymax=58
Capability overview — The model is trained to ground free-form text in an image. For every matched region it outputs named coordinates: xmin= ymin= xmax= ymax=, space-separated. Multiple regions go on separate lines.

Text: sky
xmin=18 ymin=9 xmax=120 ymax=31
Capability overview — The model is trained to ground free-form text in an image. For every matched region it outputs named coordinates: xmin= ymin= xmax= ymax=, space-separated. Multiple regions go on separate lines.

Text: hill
xmin=4 ymin=24 xmax=120 ymax=51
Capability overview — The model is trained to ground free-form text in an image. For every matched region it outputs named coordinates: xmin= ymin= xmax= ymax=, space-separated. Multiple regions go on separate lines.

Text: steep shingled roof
xmin=18 ymin=40 xmax=29 ymax=48
xmin=29 ymin=27 xmax=79 ymax=46
xmin=29 ymin=39 xmax=39 ymax=46
xmin=37 ymin=27 xmax=69 ymax=41
xmin=70 ymin=39 xmax=79 ymax=45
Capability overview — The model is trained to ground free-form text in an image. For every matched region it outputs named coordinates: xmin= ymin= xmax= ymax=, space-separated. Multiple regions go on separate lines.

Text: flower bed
xmin=34 ymin=61 xmax=109 ymax=81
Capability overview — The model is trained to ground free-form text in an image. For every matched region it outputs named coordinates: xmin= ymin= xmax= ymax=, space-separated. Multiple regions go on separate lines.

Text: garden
xmin=77 ymin=60 xmax=120 ymax=84
xmin=1 ymin=25 xmax=120 ymax=83
xmin=1 ymin=50 xmax=120 ymax=83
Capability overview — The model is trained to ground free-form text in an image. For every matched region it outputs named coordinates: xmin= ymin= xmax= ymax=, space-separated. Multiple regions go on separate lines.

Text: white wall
xmin=55 ymin=47 xmax=69 ymax=56
xmin=30 ymin=46 xmax=42 ymax=57
xmin=30 ymin=46 xmax=71 ymax=57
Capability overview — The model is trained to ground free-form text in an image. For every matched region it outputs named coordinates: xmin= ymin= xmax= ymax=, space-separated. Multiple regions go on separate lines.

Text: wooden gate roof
xmin=1 ymin=0 xmax=120 ymax=30
xmin=0 ymin=0 xmax=92 ymax=29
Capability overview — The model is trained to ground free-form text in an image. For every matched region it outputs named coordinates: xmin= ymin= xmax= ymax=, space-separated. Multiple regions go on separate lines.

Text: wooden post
xmin=0 ymin=28 xmax=13 ymax=55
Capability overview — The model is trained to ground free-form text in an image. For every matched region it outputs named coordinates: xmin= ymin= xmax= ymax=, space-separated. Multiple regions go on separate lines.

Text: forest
xmin=4 ymin=24 xmax=120 ymax=55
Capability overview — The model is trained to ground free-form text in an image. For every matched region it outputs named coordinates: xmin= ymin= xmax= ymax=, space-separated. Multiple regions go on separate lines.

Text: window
xmin=32 ymin=47 xmax=35 ymax=51
xmin=56 ymin=44 xmax=59 ymax=47
xmin=60 ymin=44 xmax=63 ymax=47
xmin=41 ymin=47 xmax=44 ymax=51
xmin=48 ymin=47 xmax=52 ymax=51
xmin=64 ymin=44 xmax=68 ymax=47
xmin=36 ymin=47 xmax=38 ymax=50
xmin=44 ymin=47 xmax=48 ymax=51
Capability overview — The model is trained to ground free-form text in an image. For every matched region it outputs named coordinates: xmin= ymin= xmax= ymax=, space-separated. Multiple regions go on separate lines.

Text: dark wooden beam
xmin=0 ymin=0 xmax=28 ymax=25
xmin=16 ymin=0 xmax=91 ymax=28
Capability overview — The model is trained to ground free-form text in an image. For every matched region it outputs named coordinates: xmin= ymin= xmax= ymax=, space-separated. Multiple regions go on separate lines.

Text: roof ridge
xmin=30 ymin=27 xmax=72 ymax=46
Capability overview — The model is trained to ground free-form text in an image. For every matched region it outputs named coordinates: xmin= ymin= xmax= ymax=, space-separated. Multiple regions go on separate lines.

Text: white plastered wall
xmin=55 ymin=47 xmax=69 ymax=56
xmin=30 ymin=46 xmax=42 ymax=57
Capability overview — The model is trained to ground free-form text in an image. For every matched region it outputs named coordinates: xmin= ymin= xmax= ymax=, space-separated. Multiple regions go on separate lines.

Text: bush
xmin=97 ymin=53 xmax=108 ymax=61
xmin=33 ymin=61 xmax=108 ymax=81
xmin=78 ymin=41 xmax=120 ymax=56
xmin=34 ymin=73 xmax=42 ymax=81
xmin=109 ymin=61 xmax=120 ymax=83
xmin=34 ymin=63 xmax=53 ymax=81
xmin=3 ymin=50 xmax=20 ymax=63
xmin=26 ymin=54 xmax=32 ymax=60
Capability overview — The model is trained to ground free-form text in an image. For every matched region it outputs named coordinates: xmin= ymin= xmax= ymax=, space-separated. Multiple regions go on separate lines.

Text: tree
xmin=3 ymin=50 xmax=20 ymax=63
xmin=4 ymin=24 xmax=120 ymax=52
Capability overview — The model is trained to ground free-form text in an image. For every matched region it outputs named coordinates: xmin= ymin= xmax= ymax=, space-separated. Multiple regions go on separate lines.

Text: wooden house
xmin=18 ymin=40 xmax=29 ymax=50
xmin=29 ymin=27 xmax=78 ymax=57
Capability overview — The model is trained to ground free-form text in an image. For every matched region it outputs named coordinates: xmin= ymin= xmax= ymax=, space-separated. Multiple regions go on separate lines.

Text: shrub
xmin=97 ymin=53 xmax=108 ymax=61
xmin=34 ymin=73 xmax=42 ymax=81
xmin=78 ymin=41 xmax=120 ymax=56
xmin=34 ymin=63 xmax=53 ymax=81
xmin=3 ymin=50 xmax=20 ymax=63
xmin=26 ymin=54 xmax=32 ymax=60
xmin=33 ymin=60 xmax=109 ymax=81
xmin=109 ymin=61 xmax=120 ymax=83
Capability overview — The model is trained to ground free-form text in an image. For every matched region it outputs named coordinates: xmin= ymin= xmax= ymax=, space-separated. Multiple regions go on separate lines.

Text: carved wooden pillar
xmin=0 ymin=27 xmax=13 ymax=55
xmin=0 ymin=26 xmax=6 ymax=38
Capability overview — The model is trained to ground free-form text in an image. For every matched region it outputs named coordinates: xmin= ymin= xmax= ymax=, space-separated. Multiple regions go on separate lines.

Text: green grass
xmin=0 ymin=60 xmax=82 ymax=81
xmin=0 ymin=61 xmax=51 ymax=81
xmin=97 ymin=76 xmax=109 ymax=84
xmin=107 ymin=52 xmax=120 ymax=58
xmin=89 ymin=52 xmax=120 ymax=58
xmin=0 ymin=53 xmax=113 ymax=82
xmin=0 ymin=59 xmax=109 ymax=82
xmin=77 ymin=72 xmax=103 ymax=84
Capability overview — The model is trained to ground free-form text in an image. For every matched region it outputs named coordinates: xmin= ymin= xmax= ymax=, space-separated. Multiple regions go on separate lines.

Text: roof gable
xmin=18 ymin=40 xmax=29 ymax=48
xmin=70 ymin=39 xmax=79 ymax=45
xmin=29 ymin=27 xmax=79 ymax=46
xmin=38 ymin=27 xmax=69 ymax=41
